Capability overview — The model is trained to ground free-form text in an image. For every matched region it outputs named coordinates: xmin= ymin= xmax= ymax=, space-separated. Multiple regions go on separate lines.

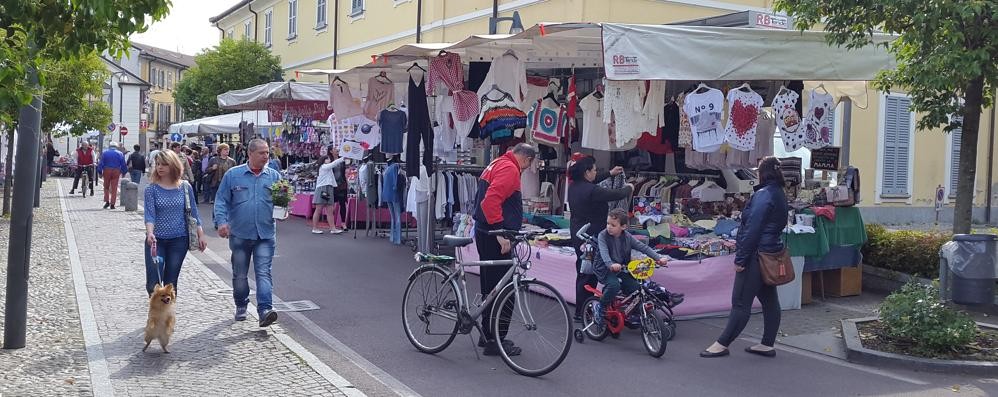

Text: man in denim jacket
xmin=214 ymin=138 xmax=283 ymax=327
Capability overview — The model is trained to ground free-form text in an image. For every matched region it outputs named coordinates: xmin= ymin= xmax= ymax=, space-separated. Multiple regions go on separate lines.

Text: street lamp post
xmin=108 ymin=71 xmax=129 ymax=147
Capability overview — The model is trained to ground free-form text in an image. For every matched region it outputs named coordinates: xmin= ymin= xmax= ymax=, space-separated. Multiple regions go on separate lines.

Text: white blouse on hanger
xmin=476 ymin=51 xmax=529 ymax=108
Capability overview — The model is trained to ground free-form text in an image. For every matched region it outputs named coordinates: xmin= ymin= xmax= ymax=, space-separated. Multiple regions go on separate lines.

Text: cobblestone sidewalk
xmin=0 ymin=180 xmax=92 ymax=395
xmin=51 ymin=178 xmax=358 ymax=396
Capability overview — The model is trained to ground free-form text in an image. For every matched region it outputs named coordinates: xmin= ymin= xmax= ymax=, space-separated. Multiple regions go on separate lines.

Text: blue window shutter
xmin=882 ymin=97 xmax=899 ymax=195
xmin=895 ymin=97 xmax=911 ymax=195
xmin=882 ymin=96 xmax=912 ymax=196
xmin=949 ymin=116 xmax=963 ymax=196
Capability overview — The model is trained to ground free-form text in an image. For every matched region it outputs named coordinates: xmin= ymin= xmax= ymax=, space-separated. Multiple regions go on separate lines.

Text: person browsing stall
xmin=593 ymin=209 xmax=669 ymax=327
xmin=472 ymin=143 xmax=537 ymax=357
xmin=567 ymin=154 xmax=631 ymax=322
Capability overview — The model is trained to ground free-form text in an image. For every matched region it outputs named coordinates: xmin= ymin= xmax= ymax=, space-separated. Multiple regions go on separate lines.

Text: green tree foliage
xmin=174 ymin=39 xmax=283 ymax=119
xmin=774 ymin=0 xmax=997 ymax=234
xmin=40 ymin=52 xmax=113 ymax=136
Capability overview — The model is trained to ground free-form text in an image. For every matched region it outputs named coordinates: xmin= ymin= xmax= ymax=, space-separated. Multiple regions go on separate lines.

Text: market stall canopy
xmin=216 ymin=81 xmax=332 ymax=122
xmin=216 ymin=81 xmax=328 ymax=110
xmin=601 ymin=24 xmax=897 ymax=81
xmin=169 ymin=110 xmax=276 ymax=136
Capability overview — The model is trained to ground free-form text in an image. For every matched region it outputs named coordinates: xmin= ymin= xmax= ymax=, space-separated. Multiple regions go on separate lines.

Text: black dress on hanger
xmin=407 ymin=73 xmax=433 ymax=177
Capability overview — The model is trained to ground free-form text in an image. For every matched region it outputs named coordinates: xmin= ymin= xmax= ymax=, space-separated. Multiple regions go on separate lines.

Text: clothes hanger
xmin=694 ymin=83 xmax=711 ymax=94
xmin=503 ymin=49 xmax=519 ymax=60
xmin=332 ymin=76 xmax=347 ymax=85
xmin=377 ymin=71 xmax=392 ymax=83
xmin=737 ymin=82 xmax=753 ymax=92
xmin=407 ymin=62 xmax=426 ymax=73
xmin=816 ymin=83 xmax=829 ymax=95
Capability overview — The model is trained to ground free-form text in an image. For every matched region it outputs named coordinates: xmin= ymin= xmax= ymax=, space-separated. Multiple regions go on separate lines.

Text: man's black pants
xmin=474 ymin=229 xmax=514 ymax=343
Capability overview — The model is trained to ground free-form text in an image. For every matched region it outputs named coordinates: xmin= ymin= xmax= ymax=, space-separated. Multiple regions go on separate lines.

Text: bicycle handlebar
xmin=486 ymin=229 xmax=549 ymax=239
xmin=576 ymin=223 xmax=592 ymax=241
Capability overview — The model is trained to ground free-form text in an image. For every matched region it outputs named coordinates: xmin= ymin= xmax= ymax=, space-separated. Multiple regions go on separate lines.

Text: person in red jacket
xmin=70 ymin=141 xmax=96 ymax=195
xmin=472 ymin=143 xmax=536 ymax=357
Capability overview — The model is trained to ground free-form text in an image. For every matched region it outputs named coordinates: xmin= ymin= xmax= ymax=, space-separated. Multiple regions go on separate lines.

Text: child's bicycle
xmin=573 ymin=225 xmax=682 ymax=358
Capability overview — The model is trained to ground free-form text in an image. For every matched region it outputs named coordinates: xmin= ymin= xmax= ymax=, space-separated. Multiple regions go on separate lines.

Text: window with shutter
xmin=881 ymin=95 xmax=912 ymax=197
xmin=264 ymin=10 xmax=273 ymax=46
xmin=948 ymin=116 xmax=964 ymax=197
xmin=351 ymin=0 xmax=364 ymax=16
xmin=288 ymin=0 xmax=298 ymax=38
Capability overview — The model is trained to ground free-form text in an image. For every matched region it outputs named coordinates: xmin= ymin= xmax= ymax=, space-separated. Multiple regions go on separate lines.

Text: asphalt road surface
xmin=179 ymin=208 xmax=998 ymax=397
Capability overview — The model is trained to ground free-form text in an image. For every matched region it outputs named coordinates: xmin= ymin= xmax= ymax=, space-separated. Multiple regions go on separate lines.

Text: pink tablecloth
xmin=289 ymin=193 xmax=413 ymax=225
xmin=459 ymin=244 xmax=752 ymax=318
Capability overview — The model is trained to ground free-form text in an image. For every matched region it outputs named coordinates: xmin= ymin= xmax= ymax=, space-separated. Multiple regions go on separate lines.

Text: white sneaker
xmin=311 ymin=229 xmax=324 ymax=234
xmin=330 ymin=228 xmax=344 ymax=234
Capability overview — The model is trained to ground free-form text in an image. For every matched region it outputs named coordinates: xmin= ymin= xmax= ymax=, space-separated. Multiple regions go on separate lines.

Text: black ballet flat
xmin=744 ymin=347 xmax=777 ymax=357
xmin=699 ymin=349 xmax=730 ymax=358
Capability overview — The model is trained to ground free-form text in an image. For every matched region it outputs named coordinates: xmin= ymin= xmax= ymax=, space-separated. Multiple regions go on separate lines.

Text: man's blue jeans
xmin=129 ymin=170 xmax=142 ymax=184
xmin=144 ymin=236 xmax=189 ymax=296
xmin=229 ymin=236 xmax=276 ymax=317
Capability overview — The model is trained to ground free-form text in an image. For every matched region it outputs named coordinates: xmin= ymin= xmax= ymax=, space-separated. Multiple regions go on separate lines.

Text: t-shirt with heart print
xmin=773 ymin=89 xmax=803 ymax=151
xmin=724 ymin=89 xmax=764 ymax=151
xmin=683 ymin=87 xmax=725 ymax=153
xmin=802 ymin=90 xmax=834 ymax=149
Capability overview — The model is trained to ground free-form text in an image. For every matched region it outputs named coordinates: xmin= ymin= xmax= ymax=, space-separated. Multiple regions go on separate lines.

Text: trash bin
xmin=939 ymin=234 xmax=998 ymax=305
xmin=123 ymin=182 xmax=139 ymax=212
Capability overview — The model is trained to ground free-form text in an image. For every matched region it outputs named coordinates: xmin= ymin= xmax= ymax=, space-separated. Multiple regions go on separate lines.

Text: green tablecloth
xmin=785 ymin=206 xmax=867 ymax=258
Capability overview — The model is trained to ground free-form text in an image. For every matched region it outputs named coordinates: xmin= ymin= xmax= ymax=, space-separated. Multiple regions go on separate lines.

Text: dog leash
xmin=150 ymin=239 xmax=164 ymax=286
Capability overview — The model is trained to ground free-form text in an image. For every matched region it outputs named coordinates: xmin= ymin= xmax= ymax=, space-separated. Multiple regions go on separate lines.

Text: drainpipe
xmin=215 ymin=24 xmax=224 ymax=39
xmin=416 ymin=0 xmax=423 ymax=43
xmin=986 ymin=93 xmax=996 ymax=224
xmin=333 ymin=0 xmax=339 ymax=68
xmin=248 ymin=3 xmax=259 ymax=42
xmin=490 ymin=0 xmax=499 ymax=34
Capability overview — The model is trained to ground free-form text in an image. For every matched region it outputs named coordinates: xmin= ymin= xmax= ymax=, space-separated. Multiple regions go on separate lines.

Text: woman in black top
xmin=701 ymin=156 xmax=789 ymax=358
xmin=566 ymin=155 xmax=631 ymax=322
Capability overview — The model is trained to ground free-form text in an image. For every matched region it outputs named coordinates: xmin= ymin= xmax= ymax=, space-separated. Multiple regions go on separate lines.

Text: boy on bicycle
xmin=593 ymin=208 xmax=668 ymax=327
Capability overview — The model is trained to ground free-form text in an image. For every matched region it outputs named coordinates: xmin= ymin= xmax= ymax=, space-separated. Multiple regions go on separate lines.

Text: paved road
xmin=185 ymin=210 xmax=998 ymax=397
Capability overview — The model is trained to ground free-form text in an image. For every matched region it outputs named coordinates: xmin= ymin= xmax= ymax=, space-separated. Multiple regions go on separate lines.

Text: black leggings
xmin=716 ymin=256 xmax=781 ymax=347
xmin=574 ymin=245 xmax=598 ymax=317
xmin=475 ymin=230 xmax=514 ymax=342
xmin=333 ymin=190 xmax=348 ymax=223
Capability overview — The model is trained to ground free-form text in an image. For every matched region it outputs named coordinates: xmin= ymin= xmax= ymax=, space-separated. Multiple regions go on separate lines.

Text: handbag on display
xmin=758 ymin=247 xmax=794 ymax=286
xmin=829 ymin=185 xmax=855 ymax=207
xmin=182 ymin=181 xmax=201 ymax=252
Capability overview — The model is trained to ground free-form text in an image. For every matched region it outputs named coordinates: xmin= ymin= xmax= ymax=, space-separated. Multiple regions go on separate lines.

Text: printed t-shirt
xmin=683 ymin=87 xmax=725 ymax=152
xmin=724 ymin=89 xmax=764 ymax=151
xmin=773 ymin=89 xmax=804 ymax=151
xmin=802 ymin=90 xmax=835 ymax=149
xmin=343 ymin=115 xmax=381 ymax=150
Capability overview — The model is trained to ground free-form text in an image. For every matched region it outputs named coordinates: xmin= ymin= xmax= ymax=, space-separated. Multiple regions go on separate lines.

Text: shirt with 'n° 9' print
xmin=683 ymin=87 xmax=725 ymax=153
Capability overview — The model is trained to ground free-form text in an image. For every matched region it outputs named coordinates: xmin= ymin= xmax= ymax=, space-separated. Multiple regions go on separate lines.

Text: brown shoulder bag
xmin=758 ymin=248 xmax=794 ymax=286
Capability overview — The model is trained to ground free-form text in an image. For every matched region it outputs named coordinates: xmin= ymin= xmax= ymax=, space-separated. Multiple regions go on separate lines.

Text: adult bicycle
xmin=402 ymin=229 xmax=572 ymax=377
xmin=78 ymin=164 xmax=95 ymax=197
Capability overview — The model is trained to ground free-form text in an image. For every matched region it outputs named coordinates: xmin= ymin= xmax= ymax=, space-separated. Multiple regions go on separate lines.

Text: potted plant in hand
xmin=271 ymin=179 xmax=295 ymax=220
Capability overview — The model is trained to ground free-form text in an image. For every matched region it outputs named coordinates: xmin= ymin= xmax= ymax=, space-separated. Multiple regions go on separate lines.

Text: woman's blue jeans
xmin=145 ymin=236 xmax=189 ymax=296
xmin=387 ymin=201 xmax=402 ymax=244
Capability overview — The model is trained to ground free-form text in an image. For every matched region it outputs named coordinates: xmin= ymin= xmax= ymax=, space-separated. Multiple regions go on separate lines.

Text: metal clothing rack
xmin=423 ymin=163 xmax=486 ymax=253
xmin=630 ymin=170 xmax=721 ymax=180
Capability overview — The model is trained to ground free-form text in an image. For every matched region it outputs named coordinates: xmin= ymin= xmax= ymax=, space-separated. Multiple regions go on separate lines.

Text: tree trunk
xmin=2 ymin=129 xmax=14 ymax=216
xmin=953 ymin=75 xmax=985 ymax=234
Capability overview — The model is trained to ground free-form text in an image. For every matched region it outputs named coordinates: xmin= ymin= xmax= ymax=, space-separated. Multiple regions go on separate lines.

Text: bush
xmin=878 ymin=282 xmax=978 ymax=355
xmin=862 ymin=224 xmax=951 ymax=277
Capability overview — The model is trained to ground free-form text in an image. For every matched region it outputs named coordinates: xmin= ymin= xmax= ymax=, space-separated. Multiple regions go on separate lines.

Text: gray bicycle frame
xmin=448 ymin=243 xmax=538 ymax=328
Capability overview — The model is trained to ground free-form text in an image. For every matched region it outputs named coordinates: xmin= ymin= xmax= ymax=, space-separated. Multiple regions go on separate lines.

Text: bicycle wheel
xmin=493 ymin=279 xmax=572 ymax=377
xmin=581 ymin=297 xmax=609 ymax=341
xmin=641 ymin=310 xmax=667 ymax=358
xmin=402 ymin=266 xmax=461 ymax=354
xmin=81 ymin=176 xmax=87 ymax=197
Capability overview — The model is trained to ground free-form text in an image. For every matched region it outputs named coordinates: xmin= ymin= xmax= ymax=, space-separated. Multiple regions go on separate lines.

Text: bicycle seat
xmin=442 ymin=235 xmax=474 ymax=247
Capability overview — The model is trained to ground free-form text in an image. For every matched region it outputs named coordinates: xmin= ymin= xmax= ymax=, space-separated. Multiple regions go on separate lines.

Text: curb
xmin=841 ymin=316 xmax=998 ymax=375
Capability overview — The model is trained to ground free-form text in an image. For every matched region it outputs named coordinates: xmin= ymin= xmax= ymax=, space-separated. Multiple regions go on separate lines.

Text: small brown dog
xmin=143 ymin=283 xmax=176 ymax=353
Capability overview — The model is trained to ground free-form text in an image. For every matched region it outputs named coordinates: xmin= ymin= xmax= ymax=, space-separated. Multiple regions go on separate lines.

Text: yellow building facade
xmin=132 ymin=43 xmax=196 ymax=139
xmin=212 ymin=0 xmax=998 ymax=224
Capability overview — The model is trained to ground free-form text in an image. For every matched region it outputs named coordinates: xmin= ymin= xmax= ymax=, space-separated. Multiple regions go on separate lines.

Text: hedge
xmin=862 ymin=224 xmax=951 ymax=278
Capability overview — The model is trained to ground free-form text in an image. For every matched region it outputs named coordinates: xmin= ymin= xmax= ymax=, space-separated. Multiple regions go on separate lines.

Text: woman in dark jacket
xmin=701 ymin=156 xmax=789 ymax=358
xmin=567 ymin=155 xmax=631 ymax=322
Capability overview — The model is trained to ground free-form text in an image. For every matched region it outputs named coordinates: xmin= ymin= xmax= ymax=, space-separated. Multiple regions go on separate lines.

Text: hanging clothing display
xmin=478 ymin=88 xmax=527 ymax=144
xmin=327 ymin=114 xmax=356 ymax=149
xmin=427 ymin=52 xmax=464 ymax=94
xmin=476 ymin=50 xmax=529 ymax=108
xmin=677 ymin=94 xmax=693 ymax=148
xmin=342 ymin=115 xmax=380 ymax=150
xmin=598 ymin=173 xmax=629 ymax=211
xmin=328 ymin=80 xmax=363 ymax=119
xmin=364 ymin=76 xmax=395 ymax=120
xmin=723 ymin=88 xmax=764 ymax=151
xmin=683 ymin=86 xmax=725 ymax=153
xmin=406 ymin=72 xmax=433 ymax=177
xmin=339 ymin=140 xmax=365 ymax=160
xmin=526 ymin=97 xmax=568 ymax=147
xmin=579 ymin=93 xmax=611 ymax=151
xmin=521 ymin=76 xmax=551 ymax=113
xmin=602 ymin=80 xmax=645 ymax=147
xmin=378 ymin=108 xmax=407 ymax=154
xmin=773 ymin=87 xmax=804 ymax=151
xmin=802 ymin=89 xmax=835 ymax=149
xmin=748 ymin=110 xmax=776 ymax=166
xmin=435 ymin=95 xmax=476 ymax=143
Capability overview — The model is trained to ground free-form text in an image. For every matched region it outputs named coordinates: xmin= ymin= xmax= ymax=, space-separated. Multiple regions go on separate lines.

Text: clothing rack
xmin=424 ymin=164 xmax=485 ymax=253
xmin=631 ymin=171 xmax=721 ymax=180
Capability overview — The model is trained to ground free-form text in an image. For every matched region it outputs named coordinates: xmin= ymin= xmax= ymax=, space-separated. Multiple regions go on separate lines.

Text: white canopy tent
xmin=168 ymin=110 xmax=277 ymax=136
xmin=216 ymin=81 xmax=328 ymax=111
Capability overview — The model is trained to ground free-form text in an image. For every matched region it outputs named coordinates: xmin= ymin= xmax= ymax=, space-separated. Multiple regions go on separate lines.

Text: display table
xmin=458 ymin=244 xmax=779 ymax=318
xmin=784 ymin=206 xmax=867 ymax=297
xmin=289 ymin=193 xmax=414 ymax=226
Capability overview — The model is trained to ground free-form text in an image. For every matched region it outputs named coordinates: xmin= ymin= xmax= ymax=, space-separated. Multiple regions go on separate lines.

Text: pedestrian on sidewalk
xmin=70 ymin=141 xmax=96 ymax=195
xmin=213 ymin=138 xmax=282 ymax=328
xmin=97 ymin=142 xmax=128 ymax=209
xmin=329 ymin=151 xmax=349 ymax=232
xmin=144 ymin=150 xmax=208 ymax=296
xmin=127 ymin=144 xmax=146 ymax=184
xmin=206 ymin=143 xmax=236 ymax=204
xmin=701 ymin=156 xmax=787 ymax=359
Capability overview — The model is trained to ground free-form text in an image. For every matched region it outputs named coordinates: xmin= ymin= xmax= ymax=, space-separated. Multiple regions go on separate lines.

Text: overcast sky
xmin=130 ymin=0 xmax=231 ymax=56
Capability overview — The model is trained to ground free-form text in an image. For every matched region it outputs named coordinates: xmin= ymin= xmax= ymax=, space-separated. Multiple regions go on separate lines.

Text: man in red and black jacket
xmin=70 ymin=141 xmax=96 ymax=195
xmin=472 ymin=143 xmax=536 ymax=357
